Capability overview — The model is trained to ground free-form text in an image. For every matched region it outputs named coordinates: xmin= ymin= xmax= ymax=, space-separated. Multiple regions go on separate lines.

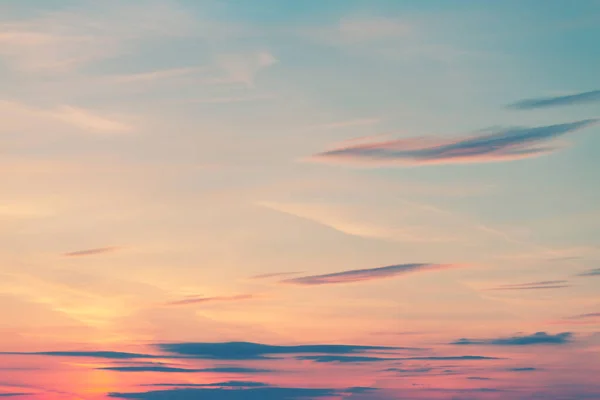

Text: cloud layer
xmin=508 ymin=90 xmax=600 ymax=110
xmin=451 ymin=332 xmax=573 ymax=346
xmin=489 ymin=280 xmax=570 ymax=291
xmin=282 ymin=263 xmax=456 ymax=285
xmin=310 ymin=119 xmax=598 ymax=166
xmin=156 ymin=341 xmax=398 ymax=360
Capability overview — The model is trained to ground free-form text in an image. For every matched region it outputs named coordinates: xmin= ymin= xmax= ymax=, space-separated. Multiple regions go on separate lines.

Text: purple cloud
xmin=281 ymin=263 xmax=458 ymax=286
xmin=310 ymin=119 xmax=598 ymax=166
xmin=508 ymin=90 xmax=600 ymax=110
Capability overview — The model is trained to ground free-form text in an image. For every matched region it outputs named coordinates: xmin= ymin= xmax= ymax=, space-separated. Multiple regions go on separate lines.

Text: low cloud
xmin=156 ymin=341 xmax=398 ymax=360
xmin=281 ymin=263 xmax=457 ymax=286
xmin=108 ymin=387 xmax=338 ymax=399
xmin=567 ymin=313 xmax=600 ymax=320
xmin=578 ymin=268 xmax=600 ymax=277
xmin=310 ymin=119 xmax=598 ymax=166
xmin=508 ymin=90 xmax=600 ymax=110
xmin=296 ymin=355 xmax=400 ymax=363
xmin=249 ymin=272 xmax=304 ymax=280
xmin=62 ymin=247 xmax=120 ymax=257
xmin=144 ymin=381 xmax=269 ymax=388
xmin=488 ymin=280 xmax=570 ymax=291
xmin=507 ymin=367 xmax=537 ymax=372
xmin=1 ymin=351 xmax=154 ymax=359
xmin=451 ymin=332 xmax=573 ymax=346
xmin=100 ymin=366 xmax=273 ymax=374
xmin=165 ymin=294 xmax=256 ymax=307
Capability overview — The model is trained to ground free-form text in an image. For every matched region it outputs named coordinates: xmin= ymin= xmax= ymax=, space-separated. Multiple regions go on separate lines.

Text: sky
xmin=1 ymin=0 xmax=599 ymax=399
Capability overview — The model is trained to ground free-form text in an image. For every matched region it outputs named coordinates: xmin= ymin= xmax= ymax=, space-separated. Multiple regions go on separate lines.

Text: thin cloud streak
xmin=62 ymin=247 xmax=120 ymax=257
xmin=488 ymin=280 xmax=571 ymax=291
xmin=282 ymin=263 xmax=459 ymax=286
xmin=451 ymin=332 xmax=573 ymax=346
xmin=165 ymin=294 xmax=256 ymax=307
xmin=578 ymin=268 xmax=600 ymax=277
xmin=249 ymin=272 xmax=304 ymax=280
xmin=508 ymin=90 xmax=600 ymax=110
xmin=310 ymin=119 xmax=598 ymax=166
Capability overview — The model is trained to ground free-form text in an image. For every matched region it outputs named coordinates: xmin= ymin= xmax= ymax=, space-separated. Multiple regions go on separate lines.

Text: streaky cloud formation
xmin=567 ymin=312 xmax=600 ymax=320
xmin=488 ymin=280 xmax=571 ymax=291
xmin=507 ymin=367 xmax=537 ymax=372
xmin=508 ymin=89 xmax=600 ymax=110
xmin=108 ymin=387 xmax=339 ymax=399
xmin=165 ymin=294 xmax=256 ymax=306
xmin=281 ymin=263 xmax=457 ymax=286
xmin=144 ymin=381 xmax=270 ymax=388
xmin=452 ymin=332 xmax=573 ymax=346
xmin=578 ymin=268 xmax=600 ymax=277
xmin=156 ymin=341 xmax=398 ymax=360
xmin=62 ymin=246 xmax=120 ymax=257
xmin=310 ymin=119 xmax=598 ymax=166
xmin=295 ymin=355 xmax=401 ymax=363
xmin=249 ymin=272 xmax=304 ymax=280
xmin=0 ymin=351 xmax=154 ymax=359
xmin=101 ymin=366 xmax=273 ymax=374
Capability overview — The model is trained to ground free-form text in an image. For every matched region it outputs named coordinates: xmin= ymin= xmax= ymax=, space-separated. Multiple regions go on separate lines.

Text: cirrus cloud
xmin=309 ymin=119 xmax=598 ymax=166
xmin=281 ymin=263 xmax=459 ymax=286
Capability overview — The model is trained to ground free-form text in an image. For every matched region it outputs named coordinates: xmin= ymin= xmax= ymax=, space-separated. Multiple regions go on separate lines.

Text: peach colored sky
xmin=1 ymin=0 xmax=599 ymax=398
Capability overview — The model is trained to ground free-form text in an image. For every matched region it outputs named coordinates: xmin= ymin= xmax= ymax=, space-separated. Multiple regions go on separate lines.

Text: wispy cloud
xmin=578 ymin=268 xmax=600 ymax=277
xmin=249 ymin=272 xmax=304 ymax=280
xmin=100 ymin=366 xmax=273 ymax=374
xmin=144 ymin=381 xmax=269 ymax=388
xmin=566 ymin=313 xmax=600 ymax=320
xmin=0 ymin=2 xmax=196 ymax=73
xmin=46 ymin=106 xmax=133 ymax=133
xmin=108 ymin=386 xmax=338 ymax=399
xmin=451 ymin=332 xmax=573 ymax=346
xmin=0 ymin=101 xmax=133 ymax=134
xmin=282 ymin=263 xmax=458 ymax=286
xmin=308 ymin=118 xmax=380 ymax=130
xmin=62 ymin=246 xmax=120 ymax=257
xmin=296 ymin=355 xmax=400 ymax=363
xmin=156 ymin=341 xmax=398 ymax=360
xmin=508 ymin=90 xmax=600 ymax=110
xmin=310 ymin=119 xmax=598 ymax=166
xmin=1 ymin=351 xmax=154 ymax=359
xmin=165 ymin=294 xmax=256 ymax=307
xmin=215 ymin=51 xmax=277 ymax=87
xmin=488 ymin=280 xmax=570 ymax=291
xmin=507 ymin=367 xmax=537 ymax=372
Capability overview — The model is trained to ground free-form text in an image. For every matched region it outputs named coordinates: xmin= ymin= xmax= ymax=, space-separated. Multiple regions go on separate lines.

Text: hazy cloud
xmin=567 ymin=313 xmax=600 ymax=320
xmin=507 ymin=367 xmax=537 ymax=372
xmin=310 ymin=119 xmax=598 ymax=166
xmin=62 ymin=246 xmax=120 ymax=257
xmin=282 ymin=263 xmax=457 ymax=286
xmin=296 ymin=355 xmax=400 ymax=363
xmin=144 ymin=381 xmax=269 ymax=388
xmin=488 ymin=280 xmax=570 ymax=291
xmin=1 ymin=351 xmax=154 ymax=359
xmin=578 ymin=268 xmax=600 ymax=277
xmin=108 ymin=387 xmax=337 ymax=399
xmin=165 ymin=294 xmax=256 ymax=307
xmin=156 ymin=341 xmax=397 ymax=360
xmin=452 ymin=332 xmax=573 ymax=346
xmin=249 ymin=272 xmax=304 ymax=280
xmin=101 ymin=366 xmax=273 ymax=374
xmin=508 ymin=90 xmax=600 ymax=110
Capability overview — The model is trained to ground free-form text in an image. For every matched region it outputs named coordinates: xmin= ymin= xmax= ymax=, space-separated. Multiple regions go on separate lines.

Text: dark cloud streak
xmin=508 ymin=90 xmax=600 ymax=110
xmin=310 ymin=119 xmax=598 ymax=166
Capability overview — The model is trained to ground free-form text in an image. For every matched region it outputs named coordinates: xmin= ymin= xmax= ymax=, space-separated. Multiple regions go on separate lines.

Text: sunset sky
xmin=1 ymin=0 xmax=599 ymax=399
